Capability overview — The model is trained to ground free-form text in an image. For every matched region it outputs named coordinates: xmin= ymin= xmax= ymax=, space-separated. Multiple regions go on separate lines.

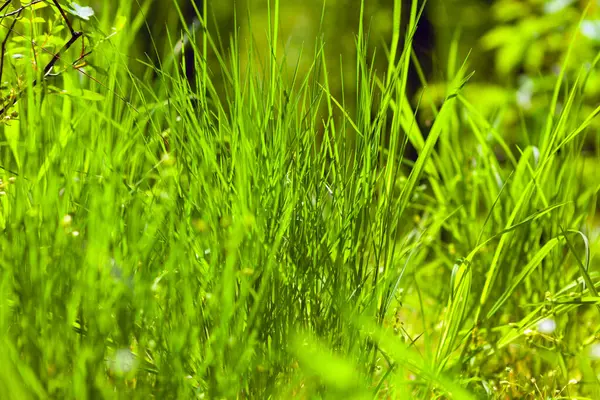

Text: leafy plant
xmin=0 ymin=0 xmax=598 ymax=398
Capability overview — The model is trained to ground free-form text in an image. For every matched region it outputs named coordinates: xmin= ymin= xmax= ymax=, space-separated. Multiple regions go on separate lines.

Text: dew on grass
xmin=536 ymin=318 xmax=556 ymax=334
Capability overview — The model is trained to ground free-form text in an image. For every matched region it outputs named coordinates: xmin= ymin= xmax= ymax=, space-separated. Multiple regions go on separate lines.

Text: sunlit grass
xmin=0 ymin=0 xmax=599 ymax=398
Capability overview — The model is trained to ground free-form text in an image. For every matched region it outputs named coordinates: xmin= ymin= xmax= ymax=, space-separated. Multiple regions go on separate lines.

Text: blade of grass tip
xmin=475 ymin=170 xmax=514 ymax=247
xmin=434 ymin=255 xmax=471 ymax=372
xmin=554 ymin=100 xmax=600 ymax=155
xmin=512 ymin=145 xmax=549 ymax=211
xmin=373 ymin=74 xmax=446 ymax=203
xmin=267 ymin=0 xmax=279 ymax=104
xmin=317 ymin=83 xmax=361 ymax=138
xmin=445 ymin=29 xmax=467 ymax=165
xmin=457 ymin=94 xmax=518 ymax=168
xmin=386 ymin=0 xmax=402 ymax=84
xmin=383 ymin=206 xmax=463 ymax=315
xmin=384 ymin=0 xmax=418 ymax=197
xmin=486 ymin=235 xmax=563 ymax=319
xmin=356 ymin=0 xmax=365 ymax=90
xmin=483 ymin=203 xmax=569 ymax=253
xmin=395 ymin=60 xmax=472 ymax=222
xmin=560 ymin=227 xmax=596 ymax=296
xmin=134 ymin=0 xmax=162 ymax=70
xmin=172 ymin=0 xmax=209 ymax=97
xmin=482 ymin=211 xmax=584 ymax=318
xmin=446 ymin=27 xmax=461 ymax=81
xmin=164 ymin=3 xmax=202 ymax=70
xmin=458 ymin=201 xmax=568 ymax=325
xmin=537 ymin=71 xmax=582 ymax=186
xmin=539 ymin=2 xmax=590 ymax=162
xmin=478 ymin=178 xmax=550 ymax=310
xmin=410 ymin=47 xmax=438 ymax=118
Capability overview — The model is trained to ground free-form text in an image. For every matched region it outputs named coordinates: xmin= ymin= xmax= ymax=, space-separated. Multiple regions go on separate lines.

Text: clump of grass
xmin=0 ymin=0 xmax=598 ymax=398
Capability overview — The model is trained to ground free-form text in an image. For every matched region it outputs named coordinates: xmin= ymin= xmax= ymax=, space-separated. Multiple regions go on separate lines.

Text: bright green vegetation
xmin=0 ymin=0 xmax=599 ymax=398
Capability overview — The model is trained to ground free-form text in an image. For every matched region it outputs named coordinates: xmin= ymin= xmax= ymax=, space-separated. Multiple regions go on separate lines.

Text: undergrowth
xmin=0 ymin=0 xmax=599 ymax=398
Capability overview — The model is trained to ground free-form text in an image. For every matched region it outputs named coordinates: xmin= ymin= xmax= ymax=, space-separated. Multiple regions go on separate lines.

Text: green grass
xmin=0 ymin=0 xmax=599 ymax=398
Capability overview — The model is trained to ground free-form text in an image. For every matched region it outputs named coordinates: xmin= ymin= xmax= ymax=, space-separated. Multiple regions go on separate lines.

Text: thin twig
xmin=50 ymin=0 xmax=78 ymax=37
xmin=0 ymin=9 xmax=20 ymax=84
xmin=0 ymin=0 xmax=138 ymax=116
xmin=0 ymin=0 xmax=44 ymax=18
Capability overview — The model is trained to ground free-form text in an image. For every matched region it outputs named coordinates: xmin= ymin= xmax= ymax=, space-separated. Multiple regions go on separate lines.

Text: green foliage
xmin=0 ymin=0 xmax=598 ymax=399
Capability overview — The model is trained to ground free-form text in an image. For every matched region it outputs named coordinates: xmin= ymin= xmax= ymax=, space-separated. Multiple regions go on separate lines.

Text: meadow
xmin=0 ymin=0 xmax=599 ymax=398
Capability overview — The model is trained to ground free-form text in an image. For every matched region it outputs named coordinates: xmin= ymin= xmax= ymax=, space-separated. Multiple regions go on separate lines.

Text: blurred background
xmin=55 ymin=0 xmax=599 ymax=152
xmin=142 ymin=0 xmax=600 ymax=156
xmin=6 ymin=0 xmax=599 ymax=151
xmin=32 ymin=0 xmax=597 ymax=191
